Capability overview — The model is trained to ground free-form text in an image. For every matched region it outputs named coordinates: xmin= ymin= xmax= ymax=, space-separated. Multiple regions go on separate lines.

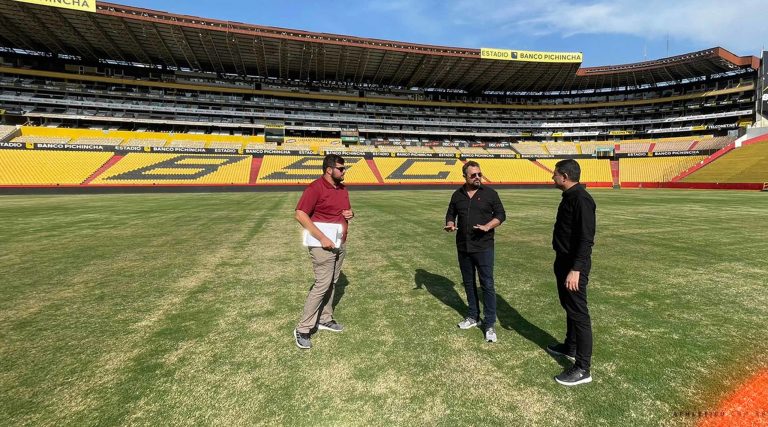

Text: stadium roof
xmin=0 ymin=1 xmax=760 ymax=93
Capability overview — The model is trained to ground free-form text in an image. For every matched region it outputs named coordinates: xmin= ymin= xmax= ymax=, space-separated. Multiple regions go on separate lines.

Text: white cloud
xmin=447 ymin=0 xmax=766 ymax=55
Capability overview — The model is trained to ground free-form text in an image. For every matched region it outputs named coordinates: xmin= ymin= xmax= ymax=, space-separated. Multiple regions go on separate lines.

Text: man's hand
xmin=565 ymin=270 xmax=581 ymax=292
xmin=473 ymin=224 xmax=490 ymax=232
xmin=342 ymin=209 xmax=354 ymax=220
xmin=320 ymin=236 xmax=336 ymax=250
xmin=444 ymin=222 xmax=456 ymax=232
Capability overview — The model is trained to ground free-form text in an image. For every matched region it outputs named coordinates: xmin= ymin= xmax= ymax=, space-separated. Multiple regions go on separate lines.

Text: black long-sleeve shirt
xmin=552 ymin=183 xmax=596 ymax=271
xmin=446 ymin=185 xmax=506 ymax=253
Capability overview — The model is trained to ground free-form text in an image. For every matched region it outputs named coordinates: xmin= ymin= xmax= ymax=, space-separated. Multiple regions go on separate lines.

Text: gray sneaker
xmin=294 ymin=329 xmax=311 ymax=349
xmin=457 ymin=317 xmax=480 ymax=329
xmin=485 ymin=327 xmax=498 ymax=343
xmin=317 ymin=320 xmax=344 ymax=332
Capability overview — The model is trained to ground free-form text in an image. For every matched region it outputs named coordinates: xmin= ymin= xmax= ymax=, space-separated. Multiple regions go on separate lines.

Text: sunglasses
xmin=468 ymin=172 xmax=482 ymax=178
xmin=333 ymin=166 xmax=346 ymax=172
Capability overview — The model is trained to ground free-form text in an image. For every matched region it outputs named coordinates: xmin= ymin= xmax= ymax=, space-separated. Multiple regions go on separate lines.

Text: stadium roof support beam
xmin=49 ymin=8 xmax=102 ymax=61
xmin=230 ymin=35 xmax=248 ymax=77
xmin=355 ymin=48 xmax=371 ymax=84
xmin=477 ymin=63 xmax=514 ymax=92
xmin=198 ymin=32 xmax=225 ymax=74
xmin=298 ymin=43 xmax=306 ymax=81
xmin=0 ymin=14 xmax=36 ymax=52
xmin=169 ymin=25 xmax=203 ymax=71
xmin=114 ymin=18 xmax=154 ymax=65
xmin=423 ymin=56 xmax=449 ymax=88
xmin=335 ymin=46 xmax=346 ymax=82
xmin=210 ymin=33 xmax=229 ymax=74
xmin=83 ymin=13 xmax=128 ymax=62
xmin=149 ymin=22 xmax=179 ymax=69
xmin=466 ymin=61 xmax=497 ymax=93
xmin=404 ymin=55 xmax=429 ymax=88
xmin=371 ymin=50 xmax=389 ymax=85
xmin=251 ymin=36 xmax=267 ymax=77
xmin=390 ymin=54 xmax=411 ymax=87
xmin=17 ymin=4 xmax=72 ymax=57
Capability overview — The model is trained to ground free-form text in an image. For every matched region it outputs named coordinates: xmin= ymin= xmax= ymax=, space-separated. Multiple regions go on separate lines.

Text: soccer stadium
xmin=1 ymin=0 xmax=767 ymax=425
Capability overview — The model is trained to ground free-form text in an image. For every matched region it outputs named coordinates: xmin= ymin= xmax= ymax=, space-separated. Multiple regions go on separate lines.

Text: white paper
xmin=302 ymin=222 xmax=343 ymax=248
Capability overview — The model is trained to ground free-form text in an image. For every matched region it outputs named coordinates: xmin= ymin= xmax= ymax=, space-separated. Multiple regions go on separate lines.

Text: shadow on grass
xmin=331 ymin=272 xmax=349 ymax=310
xmin=413 ymin=269 xmax=466 ymax=317
xmin=496 ymin=293 xmax=570 ymax=368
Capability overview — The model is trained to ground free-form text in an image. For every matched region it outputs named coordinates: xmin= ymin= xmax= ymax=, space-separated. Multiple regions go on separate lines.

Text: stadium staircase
xmin=82 ymin=155 xmax=123 ymax=185
xmin=670 ymin=143 xmax=737 ymax=182
xmin=365 ymin=159 xmax=384 ymax=183
xmin=610 ymin=160 xmax=620 ymax=189
xmin=249 ymin=157 xmax=263 ymax=184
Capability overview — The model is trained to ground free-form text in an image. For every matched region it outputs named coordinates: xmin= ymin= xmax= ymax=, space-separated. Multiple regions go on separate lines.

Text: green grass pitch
xmin=1 ymin=189 xmax=767 ymax=426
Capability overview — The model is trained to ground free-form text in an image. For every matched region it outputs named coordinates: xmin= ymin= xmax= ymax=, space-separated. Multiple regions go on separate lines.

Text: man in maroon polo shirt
xmin=293 ymin=154 xmax=354 ymax=349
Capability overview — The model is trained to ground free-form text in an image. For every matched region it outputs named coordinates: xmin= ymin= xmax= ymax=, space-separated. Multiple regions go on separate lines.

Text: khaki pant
xmin=296 ymin=244 xmax=346 ymax=333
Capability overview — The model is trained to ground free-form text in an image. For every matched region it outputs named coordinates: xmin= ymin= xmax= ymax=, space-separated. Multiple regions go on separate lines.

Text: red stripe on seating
xmin=531 ymin=160 xmax=553 ymax=174
xmin=365 ymin=158 xmax=384 ymax=183
xmin=249 ymin=157 xmax=263 ymax=184
xmin=82 ymin=155 xmax=123 ymax=185
xmin=610 ymin=160 xmax=620 ymax=187
xmin=669 ymin=143 xmax=735 ymax=183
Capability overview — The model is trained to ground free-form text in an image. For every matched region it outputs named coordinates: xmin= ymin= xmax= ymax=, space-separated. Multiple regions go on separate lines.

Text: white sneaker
xmin=485 ymin=327 xmax=497 ymax=343
xmin=457 ymin=317 xmax=480 ymax=329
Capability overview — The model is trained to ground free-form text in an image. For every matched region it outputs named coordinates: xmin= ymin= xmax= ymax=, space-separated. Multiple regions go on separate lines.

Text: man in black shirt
xmin=445 ymin=161 xmax=506 ymax=343
xmin=547 ymin=159 xmax=596 ymax=386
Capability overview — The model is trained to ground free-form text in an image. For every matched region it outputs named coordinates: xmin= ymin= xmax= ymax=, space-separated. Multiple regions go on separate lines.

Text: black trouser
xmin=457 ymin=249 xmax=496 ymax=327
xmin=554 ymin=254 xmax=592 ymax=370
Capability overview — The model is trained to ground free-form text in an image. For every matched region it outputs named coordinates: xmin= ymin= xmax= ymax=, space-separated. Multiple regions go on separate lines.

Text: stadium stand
xmin=681 ymin=141 xmax=768 ymax=183
xmin=618 ymin=142 xmax=652 ymax=153
xmin=0 ymin=150 xmax=111 ymax=185
xmin=92 ymin=153 xmax=251 ymax=185
xmin=373 ymin=157 xmax=464 ymax=183
xmin=256 ymin=155 xmax=376 ymax=184
xmin=463 ymin=158 xmax=552 ymax=183
xmin=168 ymin=140 xmax=206 ymax=149
xmin=539 ymin=159 xmax=613 ymax=183
xmin=0 ymin=2 xmax=762 ymax=190
xmin=0 ymin=125 xmax=18 ymax=142
xmin=620 ymin=156 xmax=707 ymax=183
xmin=12 ymin=135 xmax=71 ymax=145
xmin=545 ymin=142 xmax=579 ymax=155
xmin=512 ymin=142 xmax=549 ymax=155
xmin=694 ymin=136 xmax=736 ymax=150
xmin=579 ymin=142 xmax=614 ymax=155
xmin=72 ymin=137 xmax=124 ymax=146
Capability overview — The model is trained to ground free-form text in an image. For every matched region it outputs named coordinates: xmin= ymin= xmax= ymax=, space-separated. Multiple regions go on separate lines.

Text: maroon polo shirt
xmin=296 ymin=177 xmax=351 ymax=242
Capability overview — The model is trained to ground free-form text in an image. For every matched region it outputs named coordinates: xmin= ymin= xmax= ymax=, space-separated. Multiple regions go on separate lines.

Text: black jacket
xmin=446 ymin=185 xmax=506 ymax=253
xmin=552 ymin=183 xmax=596 ymax=271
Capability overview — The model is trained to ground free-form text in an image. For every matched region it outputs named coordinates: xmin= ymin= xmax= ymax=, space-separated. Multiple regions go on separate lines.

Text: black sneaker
xmin=546 ymin=343 xmax=576 ymax=362
xmin=554 ymin=365 xmax=592 ymax=386
xmin=294 ymin=329 xmax=311 ymax=349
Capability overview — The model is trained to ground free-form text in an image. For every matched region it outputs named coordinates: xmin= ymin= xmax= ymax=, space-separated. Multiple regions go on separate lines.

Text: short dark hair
xmin=462 ymin=160 xmax=480 ymax=176
xmin=322 ymin=154 xmax=344 ymax=172
xmin=554 ymin=159 xmax=581 ymax=182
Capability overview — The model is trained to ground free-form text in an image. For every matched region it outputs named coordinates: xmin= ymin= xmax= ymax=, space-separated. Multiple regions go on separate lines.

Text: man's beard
xmin=333 ymin=175 xmax=344 ymax=185
xmin=469 ymin=180 xmax=481 ymax=189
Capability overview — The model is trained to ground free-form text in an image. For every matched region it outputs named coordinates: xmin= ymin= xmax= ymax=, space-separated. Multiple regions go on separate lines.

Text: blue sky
xmin=117 ymin=0 xmax=766 ymax=67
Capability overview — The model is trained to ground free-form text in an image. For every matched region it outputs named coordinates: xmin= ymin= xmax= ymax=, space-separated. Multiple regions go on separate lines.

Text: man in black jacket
xmin=445 ymin=161 xmax=506 ymax=343
xmin=547 ymin=159 xmax=596 ymax=386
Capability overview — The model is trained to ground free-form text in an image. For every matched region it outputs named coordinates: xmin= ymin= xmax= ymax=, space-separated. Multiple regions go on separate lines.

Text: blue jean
xmin=457 ymin=249 xmax=496 ymax=327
